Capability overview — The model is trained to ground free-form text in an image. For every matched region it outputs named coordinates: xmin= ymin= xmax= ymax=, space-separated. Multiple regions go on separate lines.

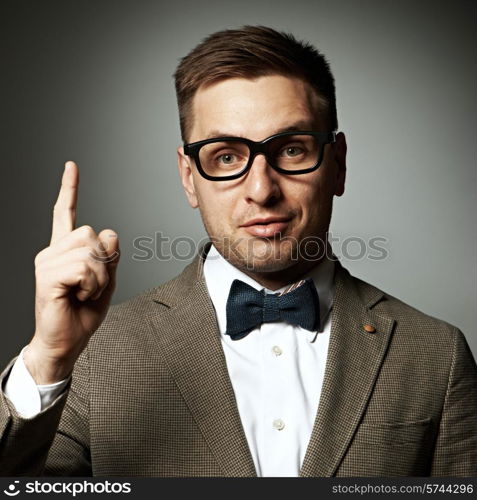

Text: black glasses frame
xmin=183 ymin=131 xmax=336 ymax=181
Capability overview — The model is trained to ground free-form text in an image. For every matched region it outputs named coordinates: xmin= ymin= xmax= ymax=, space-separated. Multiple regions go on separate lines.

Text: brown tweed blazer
xmin=1 ymin=247 xmax=476 ymax=477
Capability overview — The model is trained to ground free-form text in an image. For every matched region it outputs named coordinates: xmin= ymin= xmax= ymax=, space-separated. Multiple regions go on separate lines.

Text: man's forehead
xmin=189 ymin=75 xmax=325 ymax=141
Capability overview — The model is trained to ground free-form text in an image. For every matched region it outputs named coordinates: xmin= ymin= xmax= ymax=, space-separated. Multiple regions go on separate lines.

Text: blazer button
xmin=363 ymin=324 xmax=376 ymax=333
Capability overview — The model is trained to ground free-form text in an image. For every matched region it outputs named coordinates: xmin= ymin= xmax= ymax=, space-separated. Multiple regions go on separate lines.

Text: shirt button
xmin=273 ymin=419 xmax=285 ymax=431
xmin=271 ymin=345 xmax=283 ymax=356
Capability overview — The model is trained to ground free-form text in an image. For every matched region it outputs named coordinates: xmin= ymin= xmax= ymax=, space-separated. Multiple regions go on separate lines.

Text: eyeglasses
xmin=183 ymin=131 xmax=336 ymax=181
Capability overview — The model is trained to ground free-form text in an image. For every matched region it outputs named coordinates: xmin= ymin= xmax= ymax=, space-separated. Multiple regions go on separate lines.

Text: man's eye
xmin=280 ymin=146 xmax=304 ymax=157
xmin=218 ymin=153 xmax=238 ymax=164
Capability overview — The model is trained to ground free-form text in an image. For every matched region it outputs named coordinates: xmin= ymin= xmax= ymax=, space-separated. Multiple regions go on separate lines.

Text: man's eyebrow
xmin=273 ymin=122 xmax=315 ymax=134
xmin=204 ymin=121 xmax=315 ymax=140
xmin=204 ymin=130 xmax=238 ymax=139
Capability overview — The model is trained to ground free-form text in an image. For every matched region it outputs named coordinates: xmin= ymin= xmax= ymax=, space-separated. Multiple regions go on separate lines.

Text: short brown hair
xmin=174 ymin=26 xmax=338 ymax=142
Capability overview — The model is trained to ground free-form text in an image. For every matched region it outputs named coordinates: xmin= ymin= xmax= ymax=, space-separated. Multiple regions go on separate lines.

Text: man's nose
xmin=243 ymin=153 xmax=281 ymax=206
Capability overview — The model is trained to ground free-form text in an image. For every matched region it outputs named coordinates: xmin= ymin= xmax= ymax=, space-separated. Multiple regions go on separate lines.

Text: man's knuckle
xmin=99 ymin=267 xmax=110 ymax=288
xmin=78 ymin=225 xmax=95 ymax=238
xmin=76 ymin=261 xmax=90 ymax=277
xmin=87 ymin=248 xmax=107 ymax=266
xmin=34 ymin=251 xmax=44 ymax=266
xmin=79 ymin=246 xmax=95 ymax=260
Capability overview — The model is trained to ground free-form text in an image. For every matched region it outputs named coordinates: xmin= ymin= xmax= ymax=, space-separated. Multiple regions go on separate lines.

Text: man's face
xmin=177 ymin=75 xmax=346 ymax=282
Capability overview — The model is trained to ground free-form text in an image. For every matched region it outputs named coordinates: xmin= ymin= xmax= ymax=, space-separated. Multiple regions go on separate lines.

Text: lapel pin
xmin=363 ymin=324 xmax=377 ymax=333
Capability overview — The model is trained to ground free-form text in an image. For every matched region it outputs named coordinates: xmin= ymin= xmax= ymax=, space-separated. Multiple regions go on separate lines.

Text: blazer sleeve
xmin=0 ymin=347 xmax=91 ymax=476
xmin=430 ymin=327 xmax=477 ymax=476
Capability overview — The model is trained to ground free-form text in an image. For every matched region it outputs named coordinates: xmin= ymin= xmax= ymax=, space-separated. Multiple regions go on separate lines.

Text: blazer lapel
xmin=300 ymin=263 xmax=396 ymax=477
xmin=148 ymin=250 xmax=257 ymax=477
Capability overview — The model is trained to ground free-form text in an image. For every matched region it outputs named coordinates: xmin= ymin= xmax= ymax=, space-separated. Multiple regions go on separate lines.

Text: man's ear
xmin=177 ymin=146 xmax=199 ymax=208
xmin=334 ymin=131 xmax=347 ymax=197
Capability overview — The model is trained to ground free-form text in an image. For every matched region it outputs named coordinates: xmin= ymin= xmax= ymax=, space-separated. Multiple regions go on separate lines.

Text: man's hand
xmin=24 ymin=161 xmax=120 ymax=384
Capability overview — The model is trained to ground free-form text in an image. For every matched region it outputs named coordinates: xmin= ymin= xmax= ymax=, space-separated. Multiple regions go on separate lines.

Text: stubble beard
xmin=216 ymin=234 xmax=300 ymax=273
xmin=199 ymin=202 xmax=333 ymax=287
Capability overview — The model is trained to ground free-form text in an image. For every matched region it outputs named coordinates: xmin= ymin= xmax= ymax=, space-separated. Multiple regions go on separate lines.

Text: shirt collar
xmin=203 ymin=244 xmax=335 ymax=335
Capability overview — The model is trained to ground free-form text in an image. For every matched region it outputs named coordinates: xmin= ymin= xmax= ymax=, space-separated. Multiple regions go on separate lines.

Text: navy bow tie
xmin=224 ymin=278 xmax=320 ymax=340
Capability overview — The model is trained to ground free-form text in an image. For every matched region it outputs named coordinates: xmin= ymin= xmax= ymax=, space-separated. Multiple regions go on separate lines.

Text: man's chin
xmin=242 ymin=259 xmax=296 ymax=273
xmin=217 ymin=237 xmax=300 ymax=273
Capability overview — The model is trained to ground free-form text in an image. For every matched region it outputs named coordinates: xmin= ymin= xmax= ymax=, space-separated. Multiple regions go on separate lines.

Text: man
xmin=0 ymin=26 xmax=476 ymax=477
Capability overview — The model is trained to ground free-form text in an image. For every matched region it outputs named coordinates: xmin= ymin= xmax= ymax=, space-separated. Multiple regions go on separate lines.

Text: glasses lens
xmin=268 ymin=134 xmax=321 ymax=171
xmin=199 ymin=141 xmax=249 ymax=178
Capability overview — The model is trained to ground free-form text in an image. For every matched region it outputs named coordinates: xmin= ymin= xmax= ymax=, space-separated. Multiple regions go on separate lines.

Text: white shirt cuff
xmin=3 ymin=346 xmax=70 ymax=418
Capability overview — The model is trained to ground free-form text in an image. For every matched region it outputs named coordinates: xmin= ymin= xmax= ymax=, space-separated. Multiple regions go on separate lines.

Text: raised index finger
xmin=50 ymin=161 xmax=79 ymax=244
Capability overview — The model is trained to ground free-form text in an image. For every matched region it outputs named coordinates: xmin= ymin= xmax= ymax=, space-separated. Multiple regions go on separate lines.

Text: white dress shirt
xmin=203 ymin=245 xmax=334 ymax=476
xmin=3 ymin=245 xmax=335 ymax=477
xmin=4 ymin=346 xmax=70 ymax=418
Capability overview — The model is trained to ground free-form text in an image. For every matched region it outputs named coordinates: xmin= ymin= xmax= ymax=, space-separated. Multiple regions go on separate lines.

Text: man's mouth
xmin=240 ymin=216 xmax=292 ymax=237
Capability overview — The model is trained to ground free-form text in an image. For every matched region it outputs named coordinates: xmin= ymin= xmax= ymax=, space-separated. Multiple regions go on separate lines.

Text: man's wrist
xmin=23 ymin=341 xmax=75 ymax=385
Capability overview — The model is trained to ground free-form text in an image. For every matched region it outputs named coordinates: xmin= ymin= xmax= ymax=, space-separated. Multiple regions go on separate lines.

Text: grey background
xmin=1 ymin=0 xmax=476 ymax=367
